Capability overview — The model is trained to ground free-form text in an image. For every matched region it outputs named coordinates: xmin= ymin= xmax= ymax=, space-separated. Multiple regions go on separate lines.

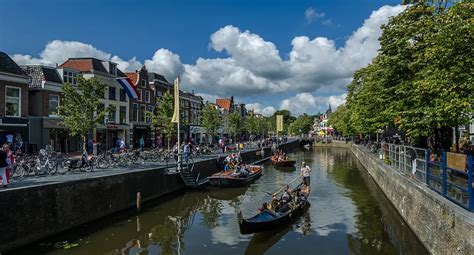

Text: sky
xmin=0 ymin=0 xmax=405 ymax=116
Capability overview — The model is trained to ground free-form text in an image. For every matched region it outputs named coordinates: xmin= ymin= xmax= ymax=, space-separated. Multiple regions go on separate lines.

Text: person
xmin=301 ymin=184 xmax=311 ymax=199
xmin=269 ymin=195 xmax=280 ymax=211
xmin=139 ymin=137 xmax=145 ymax=150
xmin=4 ymin=145 xmax=14 ymax=185
xmin=87 ymin=139 xmax=93 ymax=154
xmin=119 ymin=139 xmax=126 ymax=153
xmin=281 ymin=187 xmax=291 ymax=204
xmin=183 ymin=142 xmax=190 ymax=162
xmin=0 ymin=147 xmax=10 ymax=188
xmin=271 ymin=142 xmax=277 ymax=155
xmin=258 ymin=202 xmax=268 ymax=213
xmin=6 ymin=133 xmax=14 ymax=145
xmin=223 ymin=161 xmax=230 ymax=172
xmin=301 ymin=162 xmax=311 ymax=186
xmin=409 ymin=149 xmax=417 ymax=179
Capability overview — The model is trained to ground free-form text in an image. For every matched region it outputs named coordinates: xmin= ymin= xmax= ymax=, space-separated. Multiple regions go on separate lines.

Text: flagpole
xmin=176 ymin=77 xmax=181 ymax=172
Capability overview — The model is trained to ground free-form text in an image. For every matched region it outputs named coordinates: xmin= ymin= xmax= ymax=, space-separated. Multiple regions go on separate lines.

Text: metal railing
xmin=378 ymin=143 xmax=473 ymax=211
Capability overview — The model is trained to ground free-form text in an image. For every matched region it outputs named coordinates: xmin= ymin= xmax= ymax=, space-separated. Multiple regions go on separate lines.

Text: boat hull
xmin=208 ymin=165 xmax=263 ymax=187
xmin=271 ymin=157 xmax=296 ymax=167
xmin=238 ymin=201 xmax=310 ymax=234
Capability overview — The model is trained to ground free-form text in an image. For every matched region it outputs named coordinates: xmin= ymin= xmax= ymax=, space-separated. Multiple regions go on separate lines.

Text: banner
xmin=276 ymin=115 xmax=283 ymax=132
xmin=171 ymin=77 xmax=180 ymax=123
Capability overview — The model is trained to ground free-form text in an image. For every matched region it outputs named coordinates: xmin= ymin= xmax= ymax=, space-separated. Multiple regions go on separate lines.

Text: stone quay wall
xmin=350 ymin=144 xmax=474 ymax=255
xmin=0 ymin=139 xmax=300 ymax=252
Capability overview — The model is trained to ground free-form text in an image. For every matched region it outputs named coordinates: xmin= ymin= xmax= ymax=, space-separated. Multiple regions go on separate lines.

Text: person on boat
xmin=300 ymin=184 xmax=311 ymax=200
xmin=240 ymin=164 xmax=249 ymax=176
xmin=281 ymin=186 xmax=292 ymax=204
xmin=258 ymin=202 xmax=268 ymax=213
xmin=300 ymin=162 xmax=312 ymax=186
xmin=269 ymin=195 xmax=280 ymax=211
xmin=224 ymin=161 xmax=230 ymax=172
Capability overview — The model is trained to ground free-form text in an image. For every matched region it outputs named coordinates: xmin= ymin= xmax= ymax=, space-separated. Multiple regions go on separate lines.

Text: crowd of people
xmin=257 ymin=161 xmax=312 ymax=214
xmin=273 ymin=149 xmax=288 ymax=162
xmin=222 ymin=153 xmax=253 ymax=177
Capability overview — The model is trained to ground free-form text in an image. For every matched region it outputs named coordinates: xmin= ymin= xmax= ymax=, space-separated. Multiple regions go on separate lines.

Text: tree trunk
xmin=82 ymin=134 xmax=87 ymax=154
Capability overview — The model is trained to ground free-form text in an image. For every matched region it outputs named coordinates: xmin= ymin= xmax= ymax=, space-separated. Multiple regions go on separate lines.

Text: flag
xmin=171 ymin=77 xmax=180 ymax=123
xmin=276 ymin=115 xmax=283 ymax=132
xmin=116 ymin=77 xmax=138 ymax=99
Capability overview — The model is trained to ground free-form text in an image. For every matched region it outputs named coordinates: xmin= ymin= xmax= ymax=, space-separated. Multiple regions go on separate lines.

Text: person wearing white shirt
xmin=300 ymin=162 xmax=312 ymax=186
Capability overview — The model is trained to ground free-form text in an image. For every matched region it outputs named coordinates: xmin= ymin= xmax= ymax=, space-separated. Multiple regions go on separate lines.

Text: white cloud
xmin=305 ymin=7 xmax=325 ymax=24
xmin=246 ymin=103 xmax=276 ymax=116
xmin=9 ymin=5 xmax=405 ymax=115
xmin=10 ymin=41 xmax=183 ymax=81
xmin=182 ymin=5 xmax=405 ymax=98
xmin=279 ymin=93 xmax=346 ymax=115
xmin=144 ymin=49 xmax=184 ymax=81
xmin=322 ymin=19 xmax=333 ymax=26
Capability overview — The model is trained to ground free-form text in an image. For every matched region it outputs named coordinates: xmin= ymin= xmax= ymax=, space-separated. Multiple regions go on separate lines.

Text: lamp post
xmin=105 ymin=118 xmax=109 ymax=151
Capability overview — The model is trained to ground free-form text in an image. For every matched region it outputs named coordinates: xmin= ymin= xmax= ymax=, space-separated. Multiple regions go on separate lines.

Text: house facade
xmin=22 ymin=65 xmax=81 ymax=152
xmin=0 ymin=52 xmax=30 ymax=149
xmin=60 ymin=58 xmax=130 ymax=150
xmin=126 ymin=66 xmax=155 ymax=148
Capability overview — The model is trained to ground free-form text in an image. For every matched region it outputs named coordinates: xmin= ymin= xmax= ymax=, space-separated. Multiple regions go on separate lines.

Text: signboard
xmin=276 ymin=115 xmax=283 ymax=133
xmin=447 ymin=152 xmax=467 ymax=172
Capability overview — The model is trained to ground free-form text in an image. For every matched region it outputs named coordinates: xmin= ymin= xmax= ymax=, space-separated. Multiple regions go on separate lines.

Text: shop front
xmin=96 ymin=123 xmax=129 ymax=151
xmin=189 ymin=126 xmax=207 ymax=144
xmin=0 ymin=117 xmax=29 ymax=151
xmin=131 ymin=124 xmax=152 ymax=148
xmin=29 ymin=117 xmax=80 ymax=153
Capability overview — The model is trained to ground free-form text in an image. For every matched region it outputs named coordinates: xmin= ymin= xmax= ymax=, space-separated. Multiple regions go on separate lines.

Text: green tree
xmin=328 ymin=104 xmax=354 ymax=136
xmin=244 ymin=112 xmax=259 ymax=139
xmin=227 ymin=111 xmax=243 ymax=142
xmin=288 ymin=114 xmax=314 ymax=135
xmin=58 ymin=76 xmax=111 ymax=151
xmin=149 ymin=90 xmax=176 ymax=149
xmin=201 ymin=103 xmax=222 ymax=144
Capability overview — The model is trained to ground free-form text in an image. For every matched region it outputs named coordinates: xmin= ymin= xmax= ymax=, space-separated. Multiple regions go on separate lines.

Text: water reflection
xmin=14 ymin=148 xmax=427 ymax=255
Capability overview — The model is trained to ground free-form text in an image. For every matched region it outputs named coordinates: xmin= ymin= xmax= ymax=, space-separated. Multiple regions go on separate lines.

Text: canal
xmin=15 ymin=147 xmax=428 ymax=255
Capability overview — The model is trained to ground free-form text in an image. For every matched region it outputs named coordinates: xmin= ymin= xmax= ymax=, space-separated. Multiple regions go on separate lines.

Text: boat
xmin=270 ymin=156 xmax=296 ymax=167
xmin=238 ymin=184 xmax=310 ymax=234
xmin=208 ymin=165 xmax=263 ymax=187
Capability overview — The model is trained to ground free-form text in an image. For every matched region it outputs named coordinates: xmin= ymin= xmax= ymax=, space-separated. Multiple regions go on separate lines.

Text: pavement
xmin=0 ymin=140 xmax=291 ymax=192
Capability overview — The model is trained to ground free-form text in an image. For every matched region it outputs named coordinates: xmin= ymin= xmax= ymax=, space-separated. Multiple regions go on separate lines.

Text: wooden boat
xmin=270 ymin=156 xmax=296 ymax=167
xmin=238 ymin=185 xmax=310 ymax=234
xmin=208 ymin=165 xmax=263 ymax=187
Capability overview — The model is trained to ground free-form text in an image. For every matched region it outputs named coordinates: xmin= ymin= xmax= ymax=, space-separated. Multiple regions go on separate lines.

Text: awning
xmin=43 ymin=119 xmax=65 ymax=129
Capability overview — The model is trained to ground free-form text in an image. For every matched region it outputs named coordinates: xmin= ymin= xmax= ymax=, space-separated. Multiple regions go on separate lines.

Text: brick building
xmin=126 ymin=66 xmax=155 ymax=148
xmin=0 ymin=52 xmax=30 ymax=149
xmin=22 ymin=65 xmax=81 ymax=152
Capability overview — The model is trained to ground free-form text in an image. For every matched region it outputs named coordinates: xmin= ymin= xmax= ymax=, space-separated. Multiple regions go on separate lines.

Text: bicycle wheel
xmin=59 ymin=159 xmax=72 ymax=174
xmin=48 ymin=160 xmax=58 ymax=175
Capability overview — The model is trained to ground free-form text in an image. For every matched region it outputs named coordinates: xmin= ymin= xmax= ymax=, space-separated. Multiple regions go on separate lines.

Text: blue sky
xmin=1 ymin=0 xmax=404 ymax=116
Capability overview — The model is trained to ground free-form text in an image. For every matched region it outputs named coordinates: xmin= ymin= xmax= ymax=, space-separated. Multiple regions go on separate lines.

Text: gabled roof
xmin=59 ymin=58 xmax=125 ymax=77
xmin=216 ymin=98 xmax=232 ymax=110
xmin=0 ymin=52 xmax=29 ymax=77
xmin=22 ymin=65 xmax=63 ymax=88
xmin=149 ymin=72 xmax=171 ymax=85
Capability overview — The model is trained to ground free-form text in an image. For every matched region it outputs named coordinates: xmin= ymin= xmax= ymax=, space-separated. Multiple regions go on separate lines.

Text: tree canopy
xmin=201 ymin=103 xmax=222 ymax=143
xmin=149 ymin=90 xmax=176 ymax=148
xmin=329 ymin=2 xmax=473 ymax=148
xmin=58 ymin=76 xmax=111 ymax=149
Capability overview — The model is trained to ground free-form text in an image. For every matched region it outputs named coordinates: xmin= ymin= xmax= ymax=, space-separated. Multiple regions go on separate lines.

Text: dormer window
xmin=63 ymin=70 xmax=77 ymax=85
xmin=109 ymin=63 xmax=117 ymax=75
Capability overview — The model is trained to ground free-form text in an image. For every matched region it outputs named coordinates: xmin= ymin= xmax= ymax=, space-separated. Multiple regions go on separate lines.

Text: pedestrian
xmin=139 ymin=137 xmax=145 ymax=150
xmin=3 ymin=144 xmax=14 ymax=185
xmin=409 ymin=149 xmax=417 ymax=179
xmin=183 ymin=142 xmax=190 ymax=162
xmin=0 ymin=147 xmax=11 ymax=188
xmin=300 ymin=162 xmax=311 ymax=186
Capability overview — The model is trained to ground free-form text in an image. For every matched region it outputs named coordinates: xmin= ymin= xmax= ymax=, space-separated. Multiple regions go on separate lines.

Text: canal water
xmin=15 ymin=147 xmax=428 ymax=255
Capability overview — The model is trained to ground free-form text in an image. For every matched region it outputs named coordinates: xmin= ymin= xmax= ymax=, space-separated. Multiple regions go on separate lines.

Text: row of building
xmin=0 ymin=52 xmax=249 ymax=153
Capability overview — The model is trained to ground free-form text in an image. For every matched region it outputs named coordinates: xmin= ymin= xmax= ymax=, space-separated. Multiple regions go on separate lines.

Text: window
xmin=156 ymin=91 xmax=163 ymax=97
xmin=119 ymin=89 xmax=127 ymax=102
xmin=63 ymin=71 xmax=77 ymax=85
xmin=141 ymin=79 xmax=146 ymax=88
xmin=5 ymin=87 xmax=21 ymax=117
xmin=48 ymin=94 xmax=60 ymax=117
xmin=109 ymin=63 xmax=117 ymax=75
xmin=108 ymin=105 xmax=116 ymax=123
xmin=132 ymin=103 xmax=138 ymax=122
xmin=119 ymin=106 xmax=127 ymax=124
xmin=137 ymin=89 xmax=142 ymax=101
xmin=145 ymin=91 xmax=150 ymax=103
xmin=139 ymin=105 xmax=146 ymax=122
xmin=146 ymin=105 xmax=153 ymax=123
xmin=108 ymin=87 xmax=116 ymax=100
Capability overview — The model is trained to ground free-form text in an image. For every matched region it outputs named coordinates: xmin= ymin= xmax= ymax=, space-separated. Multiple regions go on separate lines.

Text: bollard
xmin=136 ymin=192 xmax=142 ymax=211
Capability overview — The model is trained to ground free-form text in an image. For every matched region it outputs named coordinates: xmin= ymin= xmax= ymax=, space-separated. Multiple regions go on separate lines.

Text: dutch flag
xmin=116 ymin=77 xmax=139 ymax=99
